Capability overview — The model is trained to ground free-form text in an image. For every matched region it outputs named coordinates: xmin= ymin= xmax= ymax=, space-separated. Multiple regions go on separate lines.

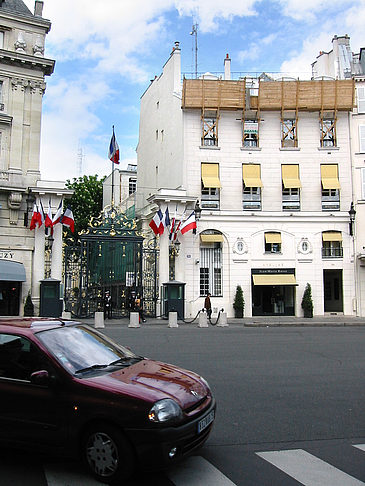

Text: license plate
xmin=197 ymin=410 xmax=215 ymax=434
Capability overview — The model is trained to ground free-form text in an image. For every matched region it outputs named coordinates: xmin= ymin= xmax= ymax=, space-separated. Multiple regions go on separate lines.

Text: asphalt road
xmin=1 ymin=325 xmax=365 ymax=485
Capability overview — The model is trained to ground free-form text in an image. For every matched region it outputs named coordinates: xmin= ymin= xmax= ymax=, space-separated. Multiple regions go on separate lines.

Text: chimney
xmin=34 ymin=0 xmax=44 ymax=17
xmin=224 ymin=53 xmax=231 ymax=80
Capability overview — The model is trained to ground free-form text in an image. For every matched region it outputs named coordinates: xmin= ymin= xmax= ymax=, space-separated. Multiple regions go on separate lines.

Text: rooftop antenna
xmin=77 ymin=142 xmax=84 ymax=177
xmin=190 ymin=21 xmax=198 ymax=79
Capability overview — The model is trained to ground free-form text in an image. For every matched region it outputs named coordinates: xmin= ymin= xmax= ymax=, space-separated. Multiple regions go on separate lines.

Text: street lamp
xmin=193 ymin=200 xmax=202 ymax=234
xmin=24 ymin=189 xmax=35 ymax=227
xmin=349 ymin=202 xmax=356 ymax=236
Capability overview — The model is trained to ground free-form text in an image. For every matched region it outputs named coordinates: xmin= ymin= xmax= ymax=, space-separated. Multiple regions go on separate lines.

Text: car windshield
xmin=37 ymin=325 xmax=140 ymax=375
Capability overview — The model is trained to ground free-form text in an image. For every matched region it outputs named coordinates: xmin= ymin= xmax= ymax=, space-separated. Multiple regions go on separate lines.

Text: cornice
xmin=0 ymin=48 xmax=54 ymax=75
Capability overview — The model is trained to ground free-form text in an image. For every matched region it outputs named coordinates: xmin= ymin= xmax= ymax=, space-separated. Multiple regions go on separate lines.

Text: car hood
xmin=82 ymin=359 xmax=209 ymax=409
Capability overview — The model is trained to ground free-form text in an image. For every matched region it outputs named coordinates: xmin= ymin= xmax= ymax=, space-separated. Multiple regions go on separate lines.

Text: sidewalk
xmin=77 ymin=314 xmax=365 ymax=327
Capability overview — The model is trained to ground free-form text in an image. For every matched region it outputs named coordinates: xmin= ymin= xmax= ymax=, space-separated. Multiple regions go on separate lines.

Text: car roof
xmin=0 ymin=317 xmax=79 ymax=332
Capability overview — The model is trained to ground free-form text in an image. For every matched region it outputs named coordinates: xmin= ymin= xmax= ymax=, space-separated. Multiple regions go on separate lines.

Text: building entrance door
xmin=323 ymin=269 xmax=343 ymax=312
xmin=253 ymin=285 xmax=295 ymax=316
xmin=0 ymin=282 xmax=20 ymax=316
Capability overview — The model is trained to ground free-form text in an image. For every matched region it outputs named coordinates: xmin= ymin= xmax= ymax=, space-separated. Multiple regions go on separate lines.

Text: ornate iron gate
xmin=63 ymin=206 xmax=158 ymax=318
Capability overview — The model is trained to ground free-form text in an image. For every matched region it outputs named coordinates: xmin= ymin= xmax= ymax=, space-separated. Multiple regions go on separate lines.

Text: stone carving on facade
xmin=14 ymin=31 xmax=27 ymax=53
xmin=7 ymin=191 xmax=22 ymax=225
xmin=297 ymin=238 xmax=312 ymax=255
xmin=233 ymin=238 xmax=248 ymax=255
xmin=33 ymin=35 xmax=44 ymax=57
xmin=11 ymin=78 xmax=46 ymax=95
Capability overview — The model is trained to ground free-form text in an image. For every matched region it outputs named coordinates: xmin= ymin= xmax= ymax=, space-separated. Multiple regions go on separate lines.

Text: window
xmin=242 ymin=164 xmax=262 ymax=210
xmin=129 ymin=178 xmax=136 ymax=195
xmin=282 ymin=165 xmax=301 ymax=210
xmin=201 ymin=163 xmax=221 ymax=209
xmin=200 ymin=245 xmax=222 ymax=296
xmin=322 ymin=232 xmax=343 ymax=258
xmin=357 ymin=87 xmax=365 ymax=113
xmin=320 ymin=118 xmax=336 ymax=147
xmin=321 ymin=165 xmax=340 ymax=210
xmin=265 ymin=232 xmax=281 ymax=253
xmin=202 ymin=110 xmax=218 ymax=146
xmin=359 ymin=126 xmax=365 ymax=153
xmin=243 ymin=120 xmax=259 ymax=147
xmin=281 ymin=118 xmax=297 ymax=148
xmin=0 ymin=334 xmax=47 ymax=381
xmin=362 ymin=168 xmax=365 ymax=199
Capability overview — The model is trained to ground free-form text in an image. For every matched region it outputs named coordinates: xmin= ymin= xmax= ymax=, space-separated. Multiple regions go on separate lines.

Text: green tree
xmin=301 ymin=283 xmax=314 ymax=318
xmin=233 ymin=285 xmax=245 ymax=318
xmin=65 ymin=175 xmax=105 ymax=240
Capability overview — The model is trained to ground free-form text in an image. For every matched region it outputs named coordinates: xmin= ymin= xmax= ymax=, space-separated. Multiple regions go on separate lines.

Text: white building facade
xmin=0 ymin=0 xmax=71 ymax=316
xmin=137 ymin=43 xmax=356 ymax=319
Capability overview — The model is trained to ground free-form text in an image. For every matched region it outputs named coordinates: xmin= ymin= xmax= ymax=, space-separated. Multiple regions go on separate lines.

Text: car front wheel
xmin=82 ymin=423 xmax=135 ymax=484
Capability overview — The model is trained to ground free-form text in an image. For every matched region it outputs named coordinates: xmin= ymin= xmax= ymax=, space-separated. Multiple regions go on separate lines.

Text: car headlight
xmin=148 ymin=399 xmax=183 ymax=424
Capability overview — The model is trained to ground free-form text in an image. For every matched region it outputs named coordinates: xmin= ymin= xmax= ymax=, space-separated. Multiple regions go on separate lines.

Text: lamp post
xmin=193 ymin=200 xmax=202 ymax=234
xmin=24 ymin=189 xmax=35 ymax=227
xmin=349 ymin=202 xmax=356 ymax=237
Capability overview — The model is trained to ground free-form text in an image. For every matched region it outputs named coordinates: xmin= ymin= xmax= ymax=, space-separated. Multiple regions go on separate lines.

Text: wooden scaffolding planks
xmin=182 ymin=78 xmax=355 ymax=111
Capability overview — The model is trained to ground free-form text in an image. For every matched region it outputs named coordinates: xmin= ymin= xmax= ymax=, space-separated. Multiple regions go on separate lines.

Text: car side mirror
xmin=30 ymin=370 xmax=50 ymax=386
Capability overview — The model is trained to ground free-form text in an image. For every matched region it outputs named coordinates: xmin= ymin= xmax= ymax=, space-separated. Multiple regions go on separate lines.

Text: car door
xmin=0 ymin=333 xmax=71 ymax=449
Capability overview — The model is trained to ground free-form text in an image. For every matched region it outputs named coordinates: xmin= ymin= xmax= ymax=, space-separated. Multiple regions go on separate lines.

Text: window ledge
xmin=241 ymin=147 xmax=262 ymax=151
xmin=279 ymin=147 xmax=300 ymax=151
xmin=355 ymin=152 xmax=365 ymax=155
xmin=318 ymin=147 xmax=340 ymax=151
xmin=200 ymin=146 xmax=221 ymax=150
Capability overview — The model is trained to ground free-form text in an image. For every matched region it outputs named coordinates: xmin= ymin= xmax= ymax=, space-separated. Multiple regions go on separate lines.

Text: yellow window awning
xmin=200 ymin=234 xmax=224 ymax=243
xmin=242 ymin=164 xmax=263 ymax=187
xmin=282 ymin=165 xmax=301 ymax=188
xmin=252 ymin=274 xmax=297 ymax=286
xmin=321 ymin=164 xmax=340 ymax=189
xmin=265 ymin=232 xmax=282 ymax=244
xmin=201 ymin=163 xmax=221 ymax=188
xmin=322 ymin=231 xmax=342 ymax=242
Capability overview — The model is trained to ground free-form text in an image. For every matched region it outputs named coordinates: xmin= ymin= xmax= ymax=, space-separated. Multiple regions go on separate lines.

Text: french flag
xmin=52 ymin=200 xmax=63 ymax=226
xmin=45 ymin=199 xmax=53 ymax=229
xmin=61 ymin=207 xmax=75 ymax=232
xmin=180 ymin=211 xmax=197 ymax=235
xmin=108 ymin=126 xmax=120 ymax=164
xmin=149 ymin=209 xmax=164 ymax=235
xmin=29 ymin=203 xmax=41 ymax=230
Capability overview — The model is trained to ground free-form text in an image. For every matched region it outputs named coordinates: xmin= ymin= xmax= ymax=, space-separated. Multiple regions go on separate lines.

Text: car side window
xmin=0 ymin=334 xmax=47 ymax=381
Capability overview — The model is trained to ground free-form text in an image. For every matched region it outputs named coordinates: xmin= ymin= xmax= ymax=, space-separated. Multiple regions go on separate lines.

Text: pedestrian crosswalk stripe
xmin=353 ymin=444 xmax=365 ymax=452
xmin=256 ymin=449 xmax=365 ymax=486
xmin=44 ymin=463 xmax=103 ymax=485
xmin=167 ymin=456 xmax=237 ymax=486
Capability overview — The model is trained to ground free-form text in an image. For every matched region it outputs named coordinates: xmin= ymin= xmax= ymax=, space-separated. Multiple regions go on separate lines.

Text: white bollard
xmin=61 ymin=311 xmax=72 ymax=320
xmin=168 ymin=312 xmax=178 ymax=327
xmin=129 ymin=312 xmax=140 ymax=328
xmin=198 ymin=311 xmax=209 ymax=328
xmin=94 ymin=311 xmax=105 ymax=328
xmin=217 ymin=311 xmax=228 ymax=327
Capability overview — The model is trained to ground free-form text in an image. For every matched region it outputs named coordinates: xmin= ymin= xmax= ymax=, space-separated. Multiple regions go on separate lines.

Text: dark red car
xmin=0 ymin=318 xmax=215 ymax=484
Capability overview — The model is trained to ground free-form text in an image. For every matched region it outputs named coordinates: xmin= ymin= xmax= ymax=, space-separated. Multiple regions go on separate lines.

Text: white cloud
xmin=276 ymin=0 xmax=354 ymax=21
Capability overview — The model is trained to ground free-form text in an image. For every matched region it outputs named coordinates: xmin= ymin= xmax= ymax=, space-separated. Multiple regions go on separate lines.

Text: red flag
xmin=29 ymin=203 xmax=40 ymax=230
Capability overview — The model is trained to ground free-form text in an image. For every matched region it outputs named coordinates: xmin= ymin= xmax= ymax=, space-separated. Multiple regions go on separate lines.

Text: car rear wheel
xmin=82 ymin=423 xmax=135 ymax=484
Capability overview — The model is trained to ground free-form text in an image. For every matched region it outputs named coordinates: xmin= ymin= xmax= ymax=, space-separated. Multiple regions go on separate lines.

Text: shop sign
xmin=0 ymin=250 xmax=14 ymax=259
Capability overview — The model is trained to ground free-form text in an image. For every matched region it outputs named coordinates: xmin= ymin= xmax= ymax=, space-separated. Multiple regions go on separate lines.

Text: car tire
xmin=82 ymin=423 xmax=135 ymax=484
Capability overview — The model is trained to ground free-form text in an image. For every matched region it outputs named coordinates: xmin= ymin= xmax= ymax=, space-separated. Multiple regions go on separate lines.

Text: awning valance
xmin=0 ymin=260 xmax=26 ymax=282
xmin=201 ymin=163 xmax=221 ymax=188
xmin=282 ymin=164 xmax=301 ymax=188
xmin=242 ymin=164 xmax=263 ymax=187
xmin=200 ymin=234 xmax=224 ymax=243
xmin=265 ymin=232 xmax=282 ymax=244
xmin=321 ymin=164 xmax=340 ymax=189
xmin=322 ymin=231 xmax=342 ymax=242
xmin=252 ymin=274 xmax=297 ymax=286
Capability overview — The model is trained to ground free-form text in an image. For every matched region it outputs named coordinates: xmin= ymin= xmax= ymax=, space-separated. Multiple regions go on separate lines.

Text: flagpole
xmin=111 ymin=125 xmax=115 ymax=207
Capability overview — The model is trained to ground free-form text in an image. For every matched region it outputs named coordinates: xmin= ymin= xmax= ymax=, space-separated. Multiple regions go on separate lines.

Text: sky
xmin=22 ymin=0 xmax=365 ymax=183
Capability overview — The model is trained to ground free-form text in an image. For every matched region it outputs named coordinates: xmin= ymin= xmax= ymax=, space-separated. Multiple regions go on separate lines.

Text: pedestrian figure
xmin=104 ymin=291 xmax=112 ymax=319
xmin=135 ymin=293 xmax=146 ymax=322
xmin=204 ymin=293 xmax=212 ymax=319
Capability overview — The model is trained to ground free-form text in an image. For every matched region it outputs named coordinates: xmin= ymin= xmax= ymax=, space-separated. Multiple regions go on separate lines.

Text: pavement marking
xmin=353 ymin=444 xmax=365 ymax=452
xmin=256 ymin=449 xmax=365 ymax=486
xmin=44 ymin=463 xmax=104 ymax=486
xmin=167 ymin=456 xmax=237 ymax=486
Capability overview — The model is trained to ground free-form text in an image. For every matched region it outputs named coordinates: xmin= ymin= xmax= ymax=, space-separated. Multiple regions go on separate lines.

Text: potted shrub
xmin=301 ymin=283 xmax=313 ymax=318
xmin=24 ymin=292 xmax=34 ymax=317
xmin=233 ymin=285 xmax=244 ymax=318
